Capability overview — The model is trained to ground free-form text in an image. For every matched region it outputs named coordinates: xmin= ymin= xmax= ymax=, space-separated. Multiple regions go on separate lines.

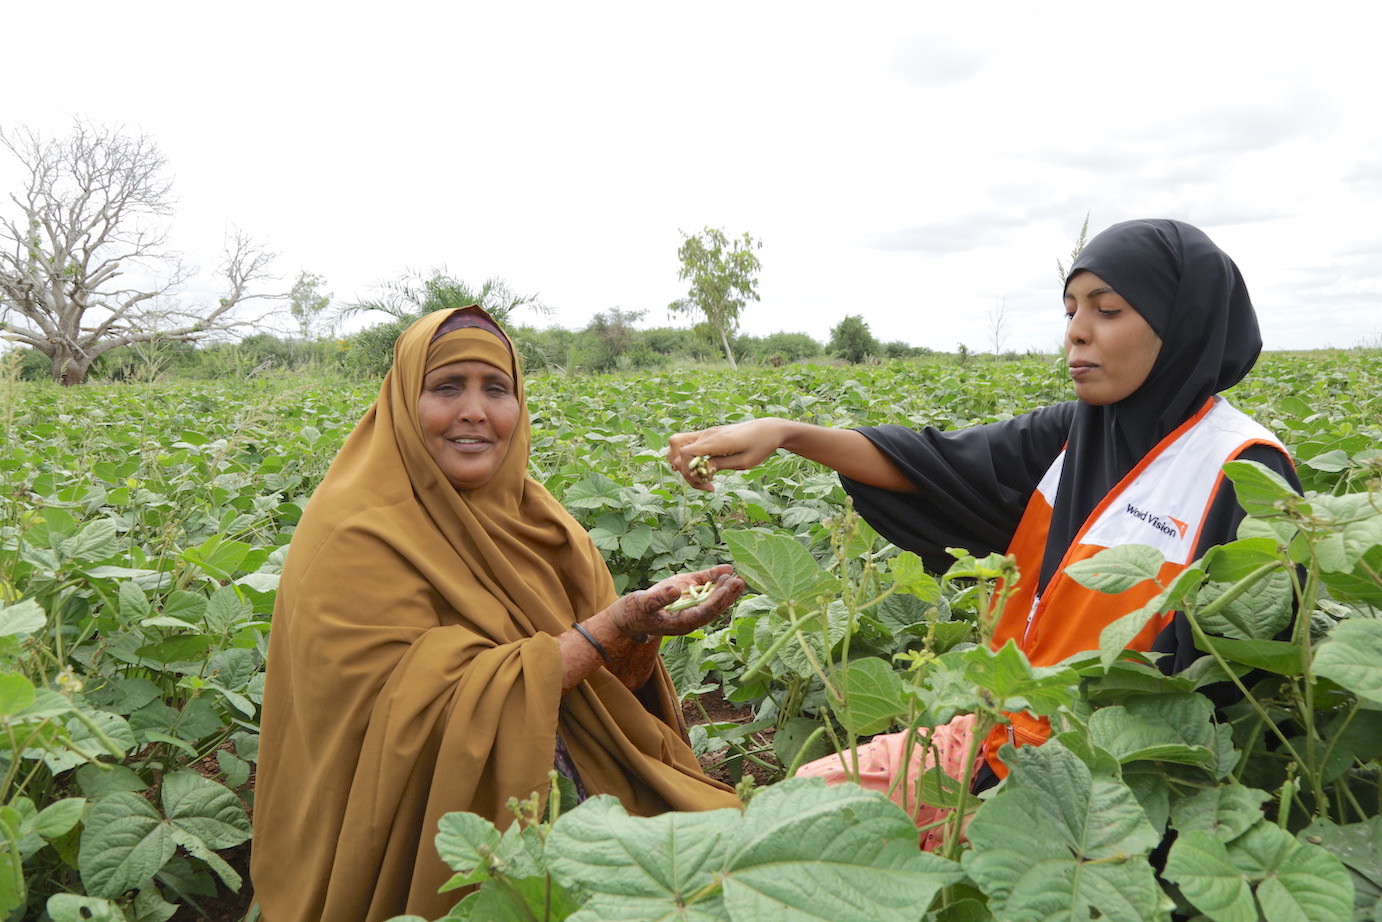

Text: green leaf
xmin=0 ymin=598 xmax=45 ymax=637
xmin=62 ymin=518 xmax=120 ymax=563
xmin=79 ymin=792 xmax=176 ymax=898
xmin=722 ymin=779 xmax=963 ymax=922
xmin=548 ymin=794 xmax=739 ymax=921
xmin=1230 ymin=821 xmax=1353 ymax=922
xmin=434 ymin=812 xmax=502 ymax=889
xmin=0 ymin=673 xmax=36 ymax=717
xmin=725 ymin=530 xmax=837 ymax=606
xmin=1065 ymin=544 xmax=1164 ymax=594
xmin=888 ymin=552 xmax=940 ymax=602
xmin=619 ymin=524 xmax=654 ymax=560
xmin=1171 ymin=784 xmax=1272 ymax=844
xmin=1222 ymin=460 xmax=1303 ymax=518
xmin=1097 ymin=564 xmax=1204 ymax=668
xmin=1087 ymin=694 xmax=1220 ymax=768
xmin=0 ymin=807 xmax=22 ymax=918
xmin=831 ymin=657 xmax=904 ymax=737
xmin=161 ymin=771 xmax=250 ymax=850
xmin=1203 ymin=537 xmax=1285 ymax=582
xmin=1299 ymin=816 xmax=1382 ymax=921
xmin=33 ymin=797 xmax=87 ymax=839
xmin=1196 ymin=568 xmax=1292 ymax=641
xmin=1197 ymin=636 xmax=1305 ymax=676
xmin=1163 ymin=830 xmax=1257 ymax=922
xmin=1314 ymin=618 xmax=1382 ymax=706
xmin=962 ymin=740 xmax=1166 ymax=921
xmin=46 ymin=894 xmax=126 ymax=922
xmin=962 ymin=641 xmax=1079 ymax=716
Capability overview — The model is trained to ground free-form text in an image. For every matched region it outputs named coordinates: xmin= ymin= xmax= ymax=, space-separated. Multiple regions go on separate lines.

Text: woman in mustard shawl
xmin=251 ymin=306 xmax=743 ymax=921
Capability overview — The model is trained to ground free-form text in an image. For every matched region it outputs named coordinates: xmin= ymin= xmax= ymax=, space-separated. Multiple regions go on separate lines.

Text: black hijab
xmin=1040 ymin=219 xmax=1261 ymax=588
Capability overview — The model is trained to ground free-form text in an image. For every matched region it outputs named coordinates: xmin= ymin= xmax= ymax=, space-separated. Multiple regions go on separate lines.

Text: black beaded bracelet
xmin=572 ymin=622 xmax=610 ymax=662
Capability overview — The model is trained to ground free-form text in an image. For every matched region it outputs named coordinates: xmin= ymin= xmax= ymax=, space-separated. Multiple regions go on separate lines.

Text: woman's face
xmin=418 ymin=360 xmax=521 ymax=491
xmin=1063 ymin=271 xmax=1163 ymax=405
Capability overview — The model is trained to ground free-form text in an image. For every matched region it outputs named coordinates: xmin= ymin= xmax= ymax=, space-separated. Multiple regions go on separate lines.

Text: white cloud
xmin=2 ymin=0 xmax=1379 ymax=354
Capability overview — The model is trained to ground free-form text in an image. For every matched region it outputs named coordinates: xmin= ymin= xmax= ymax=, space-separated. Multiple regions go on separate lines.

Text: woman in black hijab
xmin=666 ymin=219 xmax=1297 ymax=802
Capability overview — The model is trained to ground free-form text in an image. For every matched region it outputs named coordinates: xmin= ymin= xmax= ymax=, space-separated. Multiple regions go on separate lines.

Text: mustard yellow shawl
xmin=251 ymin=308 xmax=735 ymax=921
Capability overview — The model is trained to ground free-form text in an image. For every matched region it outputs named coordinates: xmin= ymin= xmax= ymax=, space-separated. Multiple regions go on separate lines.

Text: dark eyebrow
xmin=1065 ymin=286 xmax=1117 ymax=300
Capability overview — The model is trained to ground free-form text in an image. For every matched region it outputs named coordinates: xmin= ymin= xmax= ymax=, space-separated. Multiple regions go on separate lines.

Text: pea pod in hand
xmin=664 ymin=581 xmax=714 ymax=612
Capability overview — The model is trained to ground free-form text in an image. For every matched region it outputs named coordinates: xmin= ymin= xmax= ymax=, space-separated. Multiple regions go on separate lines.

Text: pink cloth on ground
xmin=793 ymin=713 xmax=979 ymax=851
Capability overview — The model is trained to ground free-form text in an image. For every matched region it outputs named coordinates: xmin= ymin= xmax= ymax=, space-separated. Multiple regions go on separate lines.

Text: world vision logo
xmin=1124 ymin=503 xmax=1188 ymax=539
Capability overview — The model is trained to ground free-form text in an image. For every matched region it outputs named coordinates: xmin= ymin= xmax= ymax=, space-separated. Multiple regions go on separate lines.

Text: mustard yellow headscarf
xmin=251 ymin=307 xmax=736 ymax=922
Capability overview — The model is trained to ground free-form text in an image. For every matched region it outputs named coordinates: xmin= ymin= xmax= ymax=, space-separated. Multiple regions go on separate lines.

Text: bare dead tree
xmin=988 ymin=295 xmax=1009 ymax=356
xmin=0 ymin=121 xmax=278 ymax=384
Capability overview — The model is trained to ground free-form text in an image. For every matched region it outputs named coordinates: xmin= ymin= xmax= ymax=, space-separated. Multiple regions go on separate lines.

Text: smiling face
xmin=1063 ymin=270 xmax=1163 ymax=405
xmin=417 ymin=360 xmax=521 ymax=491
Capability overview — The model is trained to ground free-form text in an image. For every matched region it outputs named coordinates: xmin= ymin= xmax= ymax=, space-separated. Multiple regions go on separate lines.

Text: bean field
xmin=2 ymin=351 xmax=1380 ymax=921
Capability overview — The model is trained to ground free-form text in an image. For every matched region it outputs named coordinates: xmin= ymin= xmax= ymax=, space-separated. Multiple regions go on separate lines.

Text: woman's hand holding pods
xmin=666 ymin=419 xmax=790 ymax=491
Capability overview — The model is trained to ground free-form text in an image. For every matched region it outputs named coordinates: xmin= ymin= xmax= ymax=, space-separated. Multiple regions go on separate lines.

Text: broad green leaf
xmin=46 ymin=894 xmax=126 ymax=922
xmin=548 ymin=794 xmax=739 ymax=921
xmin=1229 ymin=821 xmax=1354 ymax=922
xmin=1196 ymin=635 xmax=1305 ymax=675
xmin=136 ymin=633 xmax=215 ymax=665
xmin=0 ymin=806 xmax=22 ymax=917
xmin=1163 ymin=830 xmax=1256 ymax=922
xmin=888 ymin=552 xmax=940 ymax=601
xmin=1171 ymin=784 xmax=1272 ymax=843
xmin=773 ymin=716 xmax=830 ymax=770
xmin=62 ymin=518 xmax=120 ymax=563
xmin=722 ymin=779 xmax=962 ymax=922
xmin=456 ymin=875 xmax=581 ymax=921
xmin=161 ymin=771 xmax=250 ymax=849
xmin=774 ymin=600 xmax=849 ymax=680
xmin=725 ymin=530 xmax=837 ymax=606
xmin=1222 ymin=460 xmax=1304 ymax=518
xmin=1196 ymin=568 xmax=1292 ymax=641
xmin=962 ymin=641 xmax=1079 ymax=716
xmin=118 ymin=581 xmax=152 ymax=621
xmin=42 ymin=710 xmax=135 ymax=774
xmin=159 ymin=590 xmax=208 ymax=624
xmin=562 ymin=472 xmax=624 ymax=509
xmin=0 ymin=598 xmax=45 ymax=637
xmin=1314 ymin=619 xmax=1382 ymax=705
xmin=1097 ymin=564 xmax=1204 ymax=668
xmin=1064 ymin=544 xmax=1164 ymax=594
xmin=32 ymin=798 xmax=87 ymax=839
xmin=1203 ymin=537 xmax=1285 ymax=581
xmin=1087 ymin=694 xmax=1219 ymax=767
xmin=79 ymin=792 xmax=175 ymax=898
xmin=831 ymin=657 xmax=904 ymax=737
xmin=206 ymin=586 xmax=252 ymax=633
xmin=962 ymin=740 xmax=1166 ymax=922
xmin=0 ymin=673 xmax=36 ymax=717
xmin=619 ymin=523 xmax=654 ymax=560
xmin=1300 ymin=816 xmax=1382 ymax=921
xmin=434 ymin=811 xmax=502 ymax=889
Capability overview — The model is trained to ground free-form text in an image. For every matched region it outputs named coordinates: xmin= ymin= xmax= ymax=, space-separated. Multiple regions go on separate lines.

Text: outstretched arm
xmin=666 ymin=417 xmax=913 ymax=493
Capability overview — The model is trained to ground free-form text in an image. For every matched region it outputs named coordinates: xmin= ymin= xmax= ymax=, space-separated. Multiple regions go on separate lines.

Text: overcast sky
xmin=4 ymin=1 xmax=1380 ymax=352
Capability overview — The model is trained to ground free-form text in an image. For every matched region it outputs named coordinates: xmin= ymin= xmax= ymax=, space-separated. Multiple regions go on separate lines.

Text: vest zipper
xmin=1022 ymin=593 xmax=1041 ymax=646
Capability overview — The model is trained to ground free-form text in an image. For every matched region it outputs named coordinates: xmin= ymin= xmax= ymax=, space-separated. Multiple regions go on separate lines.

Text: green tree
xmin=828 ymin=314 xmax=880 ymax=364
xmin=288 ymin=271 xmax=333 ymax=340
xmin=668 ymin=227 xmax=762 ymax=370
xmin=340 ymin=268 xmax=548 ymax=376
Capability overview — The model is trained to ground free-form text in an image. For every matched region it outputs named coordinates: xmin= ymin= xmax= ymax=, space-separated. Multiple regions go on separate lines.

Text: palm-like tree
xmin=339 ymin=268 xmax=549 ymax=326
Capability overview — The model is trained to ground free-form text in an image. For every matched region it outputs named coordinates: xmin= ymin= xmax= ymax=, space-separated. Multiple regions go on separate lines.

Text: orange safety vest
xmin=981 ymin=396 xmax=1288 ymax=776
